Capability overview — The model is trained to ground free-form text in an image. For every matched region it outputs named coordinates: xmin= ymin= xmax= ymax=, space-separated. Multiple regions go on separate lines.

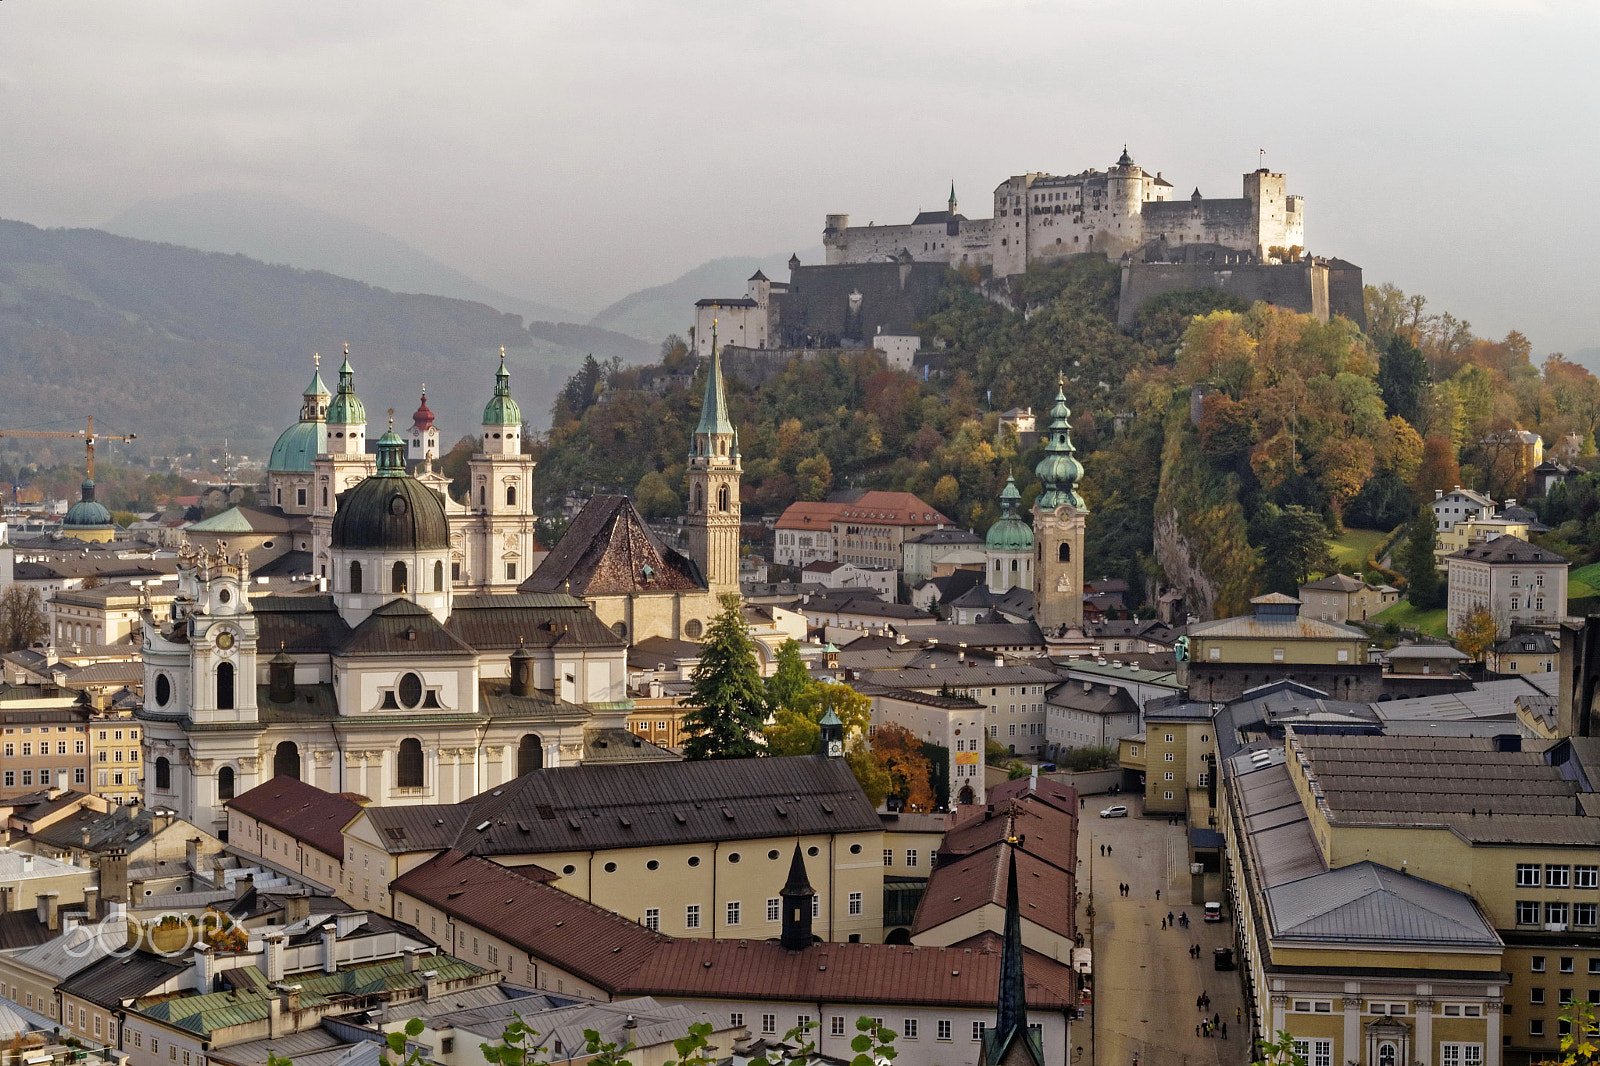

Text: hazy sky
xmin=2 ymin=0 xmax=1596 ymax=354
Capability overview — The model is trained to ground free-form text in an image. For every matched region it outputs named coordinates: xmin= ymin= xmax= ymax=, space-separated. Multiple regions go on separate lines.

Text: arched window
xmin=479 ymin=486 xmax=486 ymax=506
xmin=274 ymin=741 xmax=300 ymax=781
xmin=155 ymin=757 xmax=171 ymax=790
xmin=1058 ymin=542 xmax=1071 ymax=563
xmin=154 ymin=674 xmax=171 ymax=707
xmin=392 ymin=561 xmax=407 ymax=593
xmin=694 ymin=485 xmax=704 ymax=512
xmin=349 ymin=561 xmax=363 ymax=593
xmin=717 ymin=485 xmax=729 ymax=511
xmin=398 ymin=738 xmax=424 ymax=788
xmin=217 ymin=766 xmax=235 ymax=801
xmin=506 ymin=485 xmax=517 ymax=506
xmin=434 ymin=560 xmax=445 ymax=592
xmin=517 ymin=734 xmax=543 ymax=777
xmin=216 ymin=662 xmax=235 ymax=710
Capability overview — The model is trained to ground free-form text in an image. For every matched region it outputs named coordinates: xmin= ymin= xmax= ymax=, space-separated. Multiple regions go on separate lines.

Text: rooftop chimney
xmin=193 ymin=945 xmax=212 ymax=994
xmin=262 ymin=933 xmax=286 ymax=983
xmin=321 ymin=923 xmax=338 ymax=973
xmin=284 ymin=895 xmax=311 ymax=925
xmin=35 ymin=892 xmax=59 ymax=931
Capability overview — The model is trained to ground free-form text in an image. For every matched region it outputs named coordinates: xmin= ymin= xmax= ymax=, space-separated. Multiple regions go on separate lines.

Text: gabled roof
xmin=253 ymin=595 xmax=354 ymax=654
xmin=1446 ymin=534 xmax=1568 ymax=565
xmin=775 ymin=501 xmax=849 ymax=531
xmin=1266 ymin=861 xmax=1499 ymax=945
xmin=59 ymin=951 xmax=187 ymax=1007
xmin=1300 ymin=573 xmax=1367 ymax=593
xmin=521 ymin=495 xmax=702 ymax=596
xmin=1492 ymin=632 xmax=1558 ymax=655
xmin=338 ymin=599 xmax=476 ymax=658
xmin=227 ymin=777 xmax=364 ymax=857
xmin=832 ymin=491 xmax=949 ymax=526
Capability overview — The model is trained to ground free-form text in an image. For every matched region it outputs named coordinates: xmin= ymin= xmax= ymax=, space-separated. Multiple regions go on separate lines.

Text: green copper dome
xmin=326 ymin=355 xmax=367 ymax=426
xmin=268 ymin=420 xmax=327 ymax=474
xmin=63 ymin=479 xmax=113 ymax=530
xmin=330 ymin=428 xmax=449 ymax=552
xmin=482 ymin=354 xmax=522 ymax=426
xmin=1034 ymin=386 xmax=1085 ymax=511
xmin=986 ymin=476 xmax=1035 ymax=551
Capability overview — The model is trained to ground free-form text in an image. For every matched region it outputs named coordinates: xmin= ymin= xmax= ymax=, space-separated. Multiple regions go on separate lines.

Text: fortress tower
xmin=684 ymin=330 xmax=742 ymax=595
xmin=1031 ymin=382 xmax=1088 ymax=634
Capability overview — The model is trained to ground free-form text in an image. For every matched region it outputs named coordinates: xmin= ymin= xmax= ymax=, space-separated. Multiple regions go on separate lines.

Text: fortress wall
xmin=1116 ymin=260 xmax=1342 ymax=328
xmin=773 ymin=261 xmax=948 ymax=347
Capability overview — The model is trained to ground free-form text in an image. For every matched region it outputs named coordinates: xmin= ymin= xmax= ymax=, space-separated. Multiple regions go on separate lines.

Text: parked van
xmin=1204 ymin=901 xmax=1223 ymax=922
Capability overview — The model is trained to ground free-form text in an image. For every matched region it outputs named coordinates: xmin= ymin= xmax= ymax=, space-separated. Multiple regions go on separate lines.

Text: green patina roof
xmin=986 ymin=475 xmax=1035 ymax=551
xmin=482 ymin=353 xmax=522 ymax=426
xmin=64 ymin=479 xmax=113 ymax=529
xmin=1034 ymin=386 xmax=1084 ymax=511
xmin=692 ymin=342 xmax=734 ymax=445
xmin=327 ymin=355 xmax=367 ymax=426
xmin=268 ymin=418 xmax=327 ymax=474
xmin=304 ymin=364 xmax=330 ymax=399
xmin=186 ymin=507 xmax=260 ymax=534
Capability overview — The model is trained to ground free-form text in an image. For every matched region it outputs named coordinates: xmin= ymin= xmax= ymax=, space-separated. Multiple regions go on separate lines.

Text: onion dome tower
xmin=985 ymin=475 xmax=1035 ymax=594
xmin=408 ymin=387 xmax=440 ymax=469
xmin=267 ymin=356 xmax=331 ymax=513
xmin=310 ymin=346 xmax=376 ymax=581
xmin=465 ymin=350 xmax=536 ymax=590
xmin=330 ymin=419 xmax=452 ymax=625
xmin=1031 ymin=381 xmax=1088 ymax=633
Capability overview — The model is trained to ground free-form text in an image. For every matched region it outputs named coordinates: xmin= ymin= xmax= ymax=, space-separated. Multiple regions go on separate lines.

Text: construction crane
xmin=0 ymin=416 xmax=136 ymax=479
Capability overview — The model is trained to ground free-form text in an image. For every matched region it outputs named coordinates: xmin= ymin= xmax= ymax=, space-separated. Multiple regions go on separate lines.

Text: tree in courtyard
xmin=0 ymin=587 xmax=46 ymax=651
xmin=869 ymin=723 xmax=936 ymax=813
xmin=1400 ymin=504 xmax=1443 ymax=609
xmin=764 ymin=639 xmax=813 ymax=716
xmin=1453 ymin=604 xmax=1500 ymax=661
xmin=1255 ymin=504 xmax=1333 ymax=594
xmin=679 ymin=594 xmax=767 ymax=760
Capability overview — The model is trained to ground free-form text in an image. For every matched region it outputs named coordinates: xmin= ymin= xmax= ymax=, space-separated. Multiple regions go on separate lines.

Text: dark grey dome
xmin=330 ymin=428 xmax=449 ymax=551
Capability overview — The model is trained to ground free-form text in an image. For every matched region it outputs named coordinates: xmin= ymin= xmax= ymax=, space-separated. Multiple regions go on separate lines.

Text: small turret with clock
xmin=819 ymin=707 xmax=844 ymax=758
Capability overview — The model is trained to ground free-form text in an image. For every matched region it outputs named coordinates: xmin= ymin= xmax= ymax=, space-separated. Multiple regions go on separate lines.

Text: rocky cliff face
xmin=1153 ymin=508 xmax=1220 ymax=621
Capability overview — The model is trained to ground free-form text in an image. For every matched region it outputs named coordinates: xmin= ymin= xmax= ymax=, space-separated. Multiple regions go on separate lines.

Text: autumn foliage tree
xmin=870 ymin=724 xmax=937 ymax=813
xmin=1454 ymin=604 xmax=1500 ymax=661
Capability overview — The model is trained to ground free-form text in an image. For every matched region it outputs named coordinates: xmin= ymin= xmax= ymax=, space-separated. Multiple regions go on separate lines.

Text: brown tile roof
xmin=393 ymin=850 xmax=667 ymax=993
xmin=831 ymin=491 xmax=949 ymax=526
xmin=521 ymin=495 xmax=703 ymax=596
xmin=981 ymin=777 xmax=1079 ymax=818
xmin=775 ymin=502 xmax=848 ymax=531
xmin=446 ymin=594 xmax=627 ymax=651
xmin=910 ymin=842 xmax=1076 ymax=940
xmin=1446 ymin=534 xmax=1569 ymax=565
xmin=618 ymin=935 xmax=1077 ymax=1010
xmin=940 ymin=794 xmax=1079 ymax=875
xmin=226 ymin=776 xmax=364 ymax=857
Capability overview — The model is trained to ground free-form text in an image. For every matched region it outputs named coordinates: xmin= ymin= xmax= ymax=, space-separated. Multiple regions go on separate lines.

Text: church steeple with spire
xmin=979 ymin=847 xmax=1046 ymax=1066
xmin=1031 ymin=378 xmax=1088 ymax=635
xmin=465 ymin=348 xmax=535 ymax=591
xmin=685 ymin=323 xmax=741 ymax=595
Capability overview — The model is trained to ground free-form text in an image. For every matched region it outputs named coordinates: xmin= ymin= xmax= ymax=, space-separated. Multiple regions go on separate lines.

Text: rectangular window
xmin=906 ymin=850 xmax=918 ymax=868
xmin=1292 ymin=1039 xmax=1332 ymax=1066
xmin=20 ymin=771 xmax=30 ymax=786
xmin=884 ymin=849 xmax=894 ymax=867
xmin=1535 ymin=956 xmax=1548 ymax=972
xmin=644 ymin=908 xmax=659 ymax=932
xmin=1163 ymin=772 xmax=1174 ymax=781
xmin=1532 ymin=1020 xmax=1546 ymax=1038
xmin=1563 ymin=989 xmax=1576 ymax=1004
xmin=831 ymin=1017 xmax=846 ymax=1037
xmin=768 ymin=898 xmax=781 ymax=922
xmin=1532 ymin=988 xmax=1546 ymax=1005
xmin=1519 ymin=900 xmax=1543 ymax=924
xmin=903 ymin=1019 xmax=918 ymax=1039
xmin=937 ymin=1020 xmax=952 ymax=1041
xmin=730 ymin=1013 xmax=744 ymax=1029
xmin=1519 ymin=863 xmax=1543 ymax=887
xmin=1565 ymin=957 xmax=1577 ymax=974
xmin=19 ymin=743 xmax=29 ymax=756
xmin=1579 ymin=866 xmax=1600 ymax=889
xmin=685 ymin=905 xmax=700 ymax=929
xmin=726 ymin=901 xmax=741 ymax=926
xmin=762 ymin=1015 xmax=777 ymax=1035
xmin=1550 ymin=902 xmax=1571 ymax=925
xmin=74 ymin=740 xmax=83 ymax=754
xmin=849 ymin=892 xmax=863 ymax=916
xmin=796 ymin=1015 xmax=811 ymax=1035
xmin=1550 ymin=866 xmax=1573 ymax=888
xmin=972 ymin=1023 xmax=985 ymax=1042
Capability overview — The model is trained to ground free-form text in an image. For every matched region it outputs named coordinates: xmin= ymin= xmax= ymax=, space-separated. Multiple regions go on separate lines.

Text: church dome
xmin=63 ymin=479 xmax=113 ymax=531
xmin=326 ymin=355 xmax=367 ymax=426
xmin=267 ymin=420 xmax=327 ymax=474
xmin=331 ymin=428 xmax=449 ymax=551
xmin=986 ymin=476 xmax=1034 ymax=551
xmin=482 ymin=353 xmax=522 ymax=426
xmin=412 ymin=390 xmax=436 ymax=432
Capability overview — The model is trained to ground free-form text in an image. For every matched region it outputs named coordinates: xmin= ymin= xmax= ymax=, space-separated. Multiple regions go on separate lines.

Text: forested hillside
xmin=0 ymin=218 xmax=633 ymax=459
xmin=536 ymin=259 xmax=1600 ymax=616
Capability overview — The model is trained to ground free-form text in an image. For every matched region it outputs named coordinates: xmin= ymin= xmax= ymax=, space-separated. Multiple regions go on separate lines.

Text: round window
xmin=646 ymin=860 xmax=659 ymax=871
xmin=604 ymin=862 xmax=617 ymax=873
xmin=684 ymin=619 xmax=703 ymax=639
xmin=807 ymin=847 xmax=819 ymax=857
xmin=768 ymin=850 xmax=779 ymax=860
xmin=728 ymin=853 xmax=741 ymax=864
xmin=850 ymin=844 xmax=862 ymax=855
xmin=390 ymin=495 xmax=409 ymax=516
xmin=262 ymin=540 xmax=274 ymax=550
xmin=397 ymin=672 xmax=423 ymax=709
xmin=562 ymin=865 xmax=576 ymax=876
xmin=687 ymin=856 xmax=701 ymax=867
xmin=218 ymin=588 xmax=231 ymax=604
xmin=612 ymin=621 xmax=628 ymax=638
xmin=154 ymin=674 xmax=171 ymax=707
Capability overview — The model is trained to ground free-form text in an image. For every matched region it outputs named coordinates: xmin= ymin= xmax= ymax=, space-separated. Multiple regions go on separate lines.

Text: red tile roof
xmin=832 ymin=491 xmax=949 ymax=526
xmin=776 ymin=502 xmax=848 ymax=531
xmin=618 ymin=934 xmax=1077 ymax=1010
xmin=911 ymin=841 xmax=1076 ymax=940
xmin=226 ymin=776 xmax=364 ymax=858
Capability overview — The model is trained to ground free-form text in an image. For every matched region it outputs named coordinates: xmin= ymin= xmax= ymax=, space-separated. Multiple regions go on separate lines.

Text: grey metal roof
xmin=1266 ymin=861 xmax=1500 ymax=945
xmin=4 ymin=920 xmax=128 ymax=980
xmin=1374 ymin=677 xmax=1551 ymax=722
xmin=338 ymin=599 xmax=477 ymax=657
xmin=1445 ymin=534 xmax=1568 ymax=565
xmin=447 ymin=594 xmax=627 ymax=651
xmin=58 ymin=951 xmax=186 ymax=1007
xmin=855 ymin=663 xmax=1061 ymax=690
xmin=1230 ymin=759 xmax=1326 ymax=890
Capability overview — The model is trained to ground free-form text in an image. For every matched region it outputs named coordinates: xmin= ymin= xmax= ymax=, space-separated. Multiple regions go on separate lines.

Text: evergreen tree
xmin=679 ymin=594 xmax=768 ymax=760
xmin=1401 ymin=504 xmax=1443 ymax=609
xmin=1376 ymin=332 xmax=1431 ymax=426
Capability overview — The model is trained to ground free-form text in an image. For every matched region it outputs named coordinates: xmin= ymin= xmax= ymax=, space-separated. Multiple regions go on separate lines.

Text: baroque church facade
xmin=137 ymin=347 xmax=748 ymax=836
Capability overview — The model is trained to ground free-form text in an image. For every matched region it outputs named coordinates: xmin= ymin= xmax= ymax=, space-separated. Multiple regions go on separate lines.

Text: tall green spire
xmin=692 ymin=323 xmax=735 ymax=451
xmin=1034 ymin=380 xmax=1084 ymax=511
xmin=482 ymin=347 xmax=523 ymax=426
xmin=300 ymin=353 xmax=330 ymax=422
xmin=326 ymin=346 xmax=367 ymax=426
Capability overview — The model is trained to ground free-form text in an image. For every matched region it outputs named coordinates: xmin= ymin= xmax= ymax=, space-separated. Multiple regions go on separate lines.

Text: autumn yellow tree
xmin=871 ymin=723 xmax=937 ymax=813
xmin=1454 ymin=605 xmax=1500 ymax=661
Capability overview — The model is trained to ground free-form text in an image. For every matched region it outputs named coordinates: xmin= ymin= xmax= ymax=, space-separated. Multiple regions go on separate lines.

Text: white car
xmin=1099 ymin=805 xmax=1128 ymax=818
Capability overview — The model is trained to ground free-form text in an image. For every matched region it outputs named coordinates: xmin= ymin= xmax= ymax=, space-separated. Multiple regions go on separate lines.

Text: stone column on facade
xmin=312 ymin=749 xmax=333 ymax=792
xmin=1413 ymin=996 xmax=1434 ymax=1066
xmin=1484 ymin=1001 xmax=1501 ymax=1066
xmin=484 ymin=746 xmax=505 ymax=789
xmin=344 ymin=750 xmax=365 ymax=800
xmin=1344 ymin=995 xmax=1362 ymax=1064
xmin=1271 ymin=993 xmax=1288 ymax=1040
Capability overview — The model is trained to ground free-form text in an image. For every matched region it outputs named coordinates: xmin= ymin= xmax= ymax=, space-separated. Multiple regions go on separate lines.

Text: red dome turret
xmin=411 ymin=389 xmax=435 ymax=433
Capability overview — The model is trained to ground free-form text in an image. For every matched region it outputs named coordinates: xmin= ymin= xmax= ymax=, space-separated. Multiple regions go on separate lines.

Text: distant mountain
xmin=102 ymin=189 xmax=585 ymax=326
xmin=588 ymin=249 xmax=822 ymax=346
xmin=0 ymin=218 xmax=603 ymax=457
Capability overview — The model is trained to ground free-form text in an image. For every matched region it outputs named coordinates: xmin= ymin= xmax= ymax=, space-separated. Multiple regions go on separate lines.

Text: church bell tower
xmin=1031 ymin=380 xmax=1088 ymax=634
xmin=685 ymin=328 xmax=741 ymax=594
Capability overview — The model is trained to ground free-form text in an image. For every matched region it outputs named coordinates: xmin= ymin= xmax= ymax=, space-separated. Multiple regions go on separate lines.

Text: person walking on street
xmin=1236 ymin=1007 xmax=1242 ymax=1024
xmin=1167 ymin=911 xmax=1174 ymax=925
xmin=1156 ymin=889 xmax=1161 ymax=900
xmin=1222 ymin=1022 xmax=1228 ymax=1040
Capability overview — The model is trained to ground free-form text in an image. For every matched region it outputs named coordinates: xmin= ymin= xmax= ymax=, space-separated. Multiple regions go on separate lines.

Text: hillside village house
xmin=1297 ymin=574 xmax=1399 ymax=624
xmin=1445 ymin=536 xmax=1569 ymax=639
